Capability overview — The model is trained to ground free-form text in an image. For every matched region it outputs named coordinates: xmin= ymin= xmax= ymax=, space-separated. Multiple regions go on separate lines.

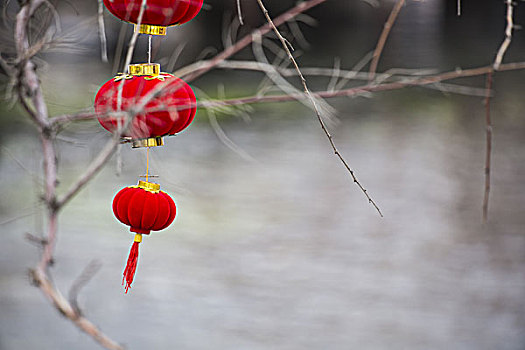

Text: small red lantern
xmin=94 ymin=63 xmax=197 ymax=146
xmin=103 ymin=0 xmax=204 ymax=35
xmin=113 ymin=180 xmax=176 ymax=292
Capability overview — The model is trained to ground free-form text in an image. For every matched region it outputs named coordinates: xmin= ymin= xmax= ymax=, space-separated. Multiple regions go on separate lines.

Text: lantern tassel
xmin=123 ymin=234 xmax=142 ymax=293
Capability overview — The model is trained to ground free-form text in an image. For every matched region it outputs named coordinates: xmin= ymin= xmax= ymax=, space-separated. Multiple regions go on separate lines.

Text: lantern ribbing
xmin=95 ymin=71 xmax=197 ymax=144
xmin=113 ymin=181 xmax=176 ymax=292
xmin=103 ymin=0 xmax=204 ymax=33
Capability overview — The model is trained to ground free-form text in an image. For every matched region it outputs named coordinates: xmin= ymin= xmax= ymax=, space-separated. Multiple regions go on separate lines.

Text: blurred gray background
xmin=1 ymin=0 xmax=525 ymax=349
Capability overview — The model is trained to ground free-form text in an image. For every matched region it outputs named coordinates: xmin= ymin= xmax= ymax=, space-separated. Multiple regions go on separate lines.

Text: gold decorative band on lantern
xmin=132 ymin=136 xmax=164 ymax=148
xmin=134 ymin=233 xmax=143 ymax=243
xmin=134 ymin=24 xmax=167 ymax=35
xmin=128 ymin=63 xmax=160 ymax=77
xmin=137 ymin=181 xmax=161 ymax=193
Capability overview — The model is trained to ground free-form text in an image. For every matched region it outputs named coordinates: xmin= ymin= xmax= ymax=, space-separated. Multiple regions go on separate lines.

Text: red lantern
xmin=103 ymin=0 xmax=204 ymax=35
xmin=94 ymin=64 xmax=197 ymax=146
xmin=113 ymin=180 xmax=176 ymax=292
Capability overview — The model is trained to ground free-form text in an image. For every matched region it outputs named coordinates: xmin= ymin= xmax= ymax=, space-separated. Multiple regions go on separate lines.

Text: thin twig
xmin=493 ymin=0 xmax=514 ymax=70
xmin=97 ymin=0 xmax=108 ymax=63
xmin=0 ymin=210 xmax=38 ymax=226
xmin=254 ymin=0 xmax=383 ymax=216
xmin=25 ymin=232 xmax=48 ymax=247
xmin=483 ymin=71 xmax=493 ymax=224
xmin=481 ymin=0 xmax=515 ymax=221
xmin=369 ymin=0 xmax=405 ymax=81
xmin=51 ymin=61 xmax=525 ymax=125
xmin=123 ymin=0 xmax=148 ymax=74
xmin=207 ymin=108 xmax=256 ymax=162
xmin=56 ymin=131 xmax=124 ymax=209
xmin=178 ymin=0 xmax=328 ymax=82
xmin=112 ymin=23 xmax=128 ymax=75
xmin=194 ymin=61 xmax=524 ymax=113
xmin=251 ymin=35 xmax=337 ymax=122
xmin=0 ymin=145 xmax=42 ymax=183
xmin=58 ymin=0 xmax=149 ymax=209
xmin=29 ymin=269 xmax=123 ymax=350
xmin=69 ymin=260 xmax=103 ymax=315
xmin=236 ymin=0 xmax=244 ymax=25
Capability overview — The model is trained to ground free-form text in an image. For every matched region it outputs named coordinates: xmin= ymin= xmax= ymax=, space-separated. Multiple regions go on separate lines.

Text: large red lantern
xmin=94 ymin=64 xmax=197 ymax=147
xmin=113 ymin=180 xmax=177 ymax=292
xmin=103 ymin=0 xmax=204 ymax=35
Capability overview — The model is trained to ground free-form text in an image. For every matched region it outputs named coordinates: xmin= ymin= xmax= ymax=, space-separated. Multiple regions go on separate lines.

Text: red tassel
xmin=122 ymin=237 xmax=140 ymax=293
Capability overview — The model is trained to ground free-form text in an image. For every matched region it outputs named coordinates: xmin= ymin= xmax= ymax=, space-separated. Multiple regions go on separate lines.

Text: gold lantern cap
xmin=137 ymin=180 xmax=161 ymax=193
xmin=131 ymin=136 xmax=164 ymax=148
xmin=128 ymin=63 xmax=160 ymax=77
xmin=134 ymin=24 xmax=167 ymax=36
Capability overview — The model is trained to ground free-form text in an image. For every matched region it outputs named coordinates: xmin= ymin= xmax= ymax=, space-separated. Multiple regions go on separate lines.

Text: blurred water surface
xmin=1 ymin=91 xmax=525 ymax=349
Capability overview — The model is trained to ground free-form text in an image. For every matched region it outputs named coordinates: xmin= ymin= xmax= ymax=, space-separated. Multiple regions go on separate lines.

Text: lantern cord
xmin=146 ymin=147 xmax=150 ymax=182
xmin=148 ymin=35 xmax=152 ymax=64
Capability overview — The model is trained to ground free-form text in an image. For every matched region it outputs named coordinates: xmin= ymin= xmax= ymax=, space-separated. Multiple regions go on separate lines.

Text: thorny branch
xmin=254 ymin=0 xmax=383 ymax=216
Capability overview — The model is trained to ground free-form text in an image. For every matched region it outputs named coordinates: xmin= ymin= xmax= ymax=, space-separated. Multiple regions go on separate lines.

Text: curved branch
xmin=13 ymin=1 xmax=127 ymax=349
xmin=255 ymin=0 xmax=383 ymax=216
xmin=50 ymin=61 xmax=525 ymax=125
xmin=175 ymin=0 xmax=328 ymax=81
xmin=30 ymin=268 xmax=123 ymax=350
xmin=369 ymin=0 xmax=405 ymax=81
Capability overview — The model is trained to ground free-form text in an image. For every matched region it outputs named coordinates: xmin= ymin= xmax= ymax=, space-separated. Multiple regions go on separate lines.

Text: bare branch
xmin=69 ymin=260 xmax=103 ymax=316
xmin=112 ymin=23 xmax=129 ymax=75
xmin=25 ymin=232 xmax=48 ymax=247
xmin=56 ymin=131 xmax=122 ymax=209
xmin=251 ymin=35 xmax=337 ymax=122
xmin=493 ymin=0 xmax=514 ymax=70
xmin=29 ymin=269 xmax=123 ymax=350
xmin=123 ymin=0 xmax=148 ymax=72
xmin=254 ymin=0 xmax=383 ymax=216
xmin=97 ymin=0 xmax=109 ymax=63
xmin=193 ymin=62 xmax=525 ymax=117
xmin=0 ymin=210 xmax=37 ymax=226
xmin=287 ymin=17 xmax=312 ymax=49
xmin=236 ymin=0 xmax=244 ymax=25
xmin=369 ymin=0 xmax=405 ymax=81
xmin=207 ymin=108 xmax=256 ymax=162
xmin=57 ymin=0 xmax=149 ymax=209
xmin=12 ymin=1 xmax=128 ymax=348
xmin=482 ymin=71 xmax=493 ymax=224
xmin=481 ymin=0 xmax=515 ymax=221
xmin=176 ymin=0 xmax=328 ymax=81
xmin=50 ymin=61 xmax=525 ymax=126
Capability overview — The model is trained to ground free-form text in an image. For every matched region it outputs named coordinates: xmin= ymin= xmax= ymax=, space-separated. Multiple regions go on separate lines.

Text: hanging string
xmin=146 ymin=147 xmax=150 ymax=182
xmin=148 ymin=35 xmax=152 ymax=64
